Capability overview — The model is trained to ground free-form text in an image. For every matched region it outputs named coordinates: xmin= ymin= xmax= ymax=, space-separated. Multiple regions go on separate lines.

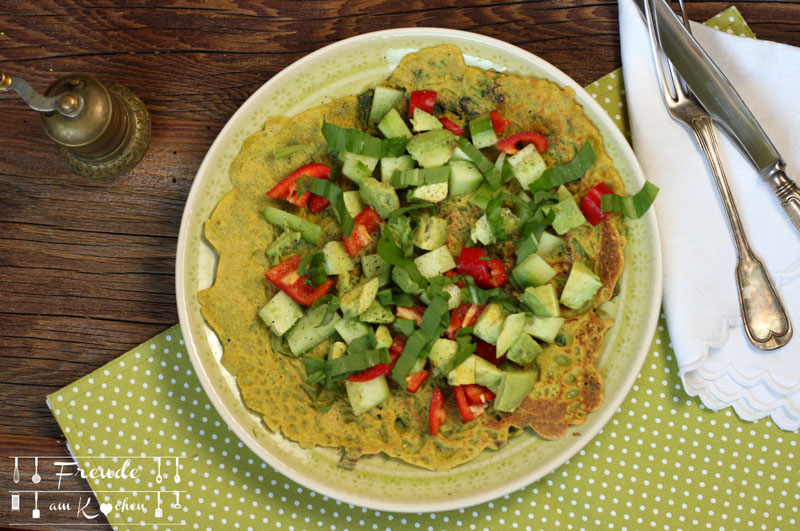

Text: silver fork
xmin=644 ymin=0 xmax=791 ymax=350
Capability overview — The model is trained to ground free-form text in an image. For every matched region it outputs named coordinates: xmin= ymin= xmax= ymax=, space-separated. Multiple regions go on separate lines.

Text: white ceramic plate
xmin=176 ymin=27 xmax=662 ymax=513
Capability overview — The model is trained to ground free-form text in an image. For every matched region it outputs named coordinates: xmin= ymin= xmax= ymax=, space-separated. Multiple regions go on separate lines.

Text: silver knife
xmin=633 ymin=0 xmax=800 ymax=233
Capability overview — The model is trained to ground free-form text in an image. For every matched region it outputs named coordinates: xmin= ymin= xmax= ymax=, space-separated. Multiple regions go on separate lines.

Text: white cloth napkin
xmin=618 ymin=0 xmax=800 ymax=431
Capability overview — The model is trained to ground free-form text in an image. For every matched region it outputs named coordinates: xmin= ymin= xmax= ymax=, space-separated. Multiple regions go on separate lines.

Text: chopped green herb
xmin=529 ymin=142 xmax=596 ymax=192
xmin=307 ymin=178 xmax=355 ymax=237
xmin=273 ymin=145 xmax=308 ymax=159
xmin=600 ymin=181 xmax=659 ymax=219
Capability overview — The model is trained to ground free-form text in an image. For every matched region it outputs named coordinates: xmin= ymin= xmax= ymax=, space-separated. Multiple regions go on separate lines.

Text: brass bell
xmin=1 ymin=71 xmax=151 ymax=179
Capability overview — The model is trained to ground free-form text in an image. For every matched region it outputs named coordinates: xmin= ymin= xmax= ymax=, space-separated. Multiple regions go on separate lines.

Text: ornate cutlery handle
xmin=765 ymin=169 xmax=800 ymax=234
xmin=690 ymin=114 xmax=792 ymax=350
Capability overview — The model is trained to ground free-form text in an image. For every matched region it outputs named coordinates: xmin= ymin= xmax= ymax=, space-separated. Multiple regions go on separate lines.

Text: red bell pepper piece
xmin=496 ymin=131 xmax=548 ymax=154
xmin=438 ymin=116 xmax=464 ymax=136
xmin=342 ymin=206 xmax=382 ymax=257
xmin=266 ymin=163 xmax=332 ymax=208
xmin=308 ymin=193 xmax=331 ymax=213
xmin=265 ymin=254 xmax=334 ymax=306
xmin=453 ymin=385 xmax=485 ymax=422
xmin=429 ymin=388 xmax=446 ymax=435
xmin=489 ymin=110 xmax=511 ymax=135
xmin=405 ymin=369 xmax=430 ymax=393
xmin=580 ymin=182 xmax=614 ymax=226
xmin=445 ymin=302 xmax=486 ymax=339
xmin=396 ymin=304 xmax=426 ymax=326
xmin=409 ymin=90 xmax=437 ymax=118
xmin=346 ymin=363 xmax=392 ymax=382
xmin=389 ymin=335 xmax=407 ymax=363
xmin=462 ymin=384 xmax=496 ymax=405
xmin=474 ymin=339 xmax=505 ymax=366
xmin=456 ymin=247 xmax=508 ymax=289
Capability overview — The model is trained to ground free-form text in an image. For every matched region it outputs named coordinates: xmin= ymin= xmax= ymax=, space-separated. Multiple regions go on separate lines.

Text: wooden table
xmin=1 ymin=1 xmax=798 ymax=529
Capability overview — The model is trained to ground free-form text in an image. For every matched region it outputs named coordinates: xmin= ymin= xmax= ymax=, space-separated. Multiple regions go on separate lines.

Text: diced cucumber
xmin=361 ymin=254 xmax=391 ymax=286
xmin=258 ymin=291 xmax=303 ymax=336
xmin=442 ymin=283 xmax=462 ymax=310
xmin=340 ymin=277 xmax=380 ymax=317
xmin=410 ymin=108 xmax=443 ymax=132
xmin=506 ymin=333 xmax=542 ymax=366
xmin=523 ymin=315 xmax=565 ymax=344
xmin=406 ymin=129 xmax=457 ymax=168
xmin=468 ymin=181 xmax=501 ymax=210
xmin=265 ymin=230 xmax=302 ymax=261
xmin=346 ymin=375 xmax=390 ymax=415
xmin=413 ymin=214 xmax=448 ymax=251
xmin=341 ymin=152 xmax=378 ymax=185
xmin=380 ymin=154 xmax=414 ymax=184
xmin=286 ymin=304 xmax=342 ymax=356
xmin=536 ymin=231 xmax=563 ymax=257
xmin=263 ymin=206 xmax=321 ymax=245
xmin=509 ymin=143 xmax=547 ymax=188
xmin=496 ymin=313 xmax=527 ymax=358
xmin=359 ymin=300 xmax=395 ymax=324
xmin=334 ymin=318 xmax=371 ymax=344
xmin=448 ymin=160 xmax=484 ymax=196
xmin=560 ymin=261 xmax=602 ymax=310
xmin=456 ymin=138 xmax=502 ymax=189
xmin=446 ymin=354 xmax=476 ymax=386
xmin=473 ymin=302 xmax=508 ymax=345
xmin=359 ymin=177 xmax=400 ymax=219
xmin=520 ymin=284 xmax=561 ymax=317
xmin=469 ymin=113 xmax=498 ymax=149
xmin=322 ymin=241 xmax=355 ymax=275
xmin=392 ymin=266 xmax=423 ymax=295
xmin=391 ymin=166 xmax=449 ymax=189
xmin=413 ymin=245 xmax=456 ymax=278
xmin=451 ymin=144 xmax=471 ymax=162
xmin=470 ymin=208 xmax=519 ymax=246
xmin=369 ymin=86 xmax=403 ymax=124
xmin=342 ymin=190 xmax=364 ymax=219
xmin=512 ymin=252 xmax=556 ymax=287
xmin=547 ymin=191 xmax=587 ymax=235
xmin=408 ymin=182 xmax=448 ymax=203
xmin=378 ymin=107 xmax=413 ymax=140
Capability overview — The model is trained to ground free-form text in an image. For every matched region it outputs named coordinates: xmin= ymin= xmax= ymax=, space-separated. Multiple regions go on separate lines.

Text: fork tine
xmin=643 ymin=0 xmax=678 ymax=102
xmin=676 ymin=0 xmax=692 ymax=35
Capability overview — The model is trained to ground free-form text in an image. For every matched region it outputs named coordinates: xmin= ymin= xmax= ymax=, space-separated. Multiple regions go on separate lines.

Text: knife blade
xmin=633 ymin=0 xmax=800 ymax=233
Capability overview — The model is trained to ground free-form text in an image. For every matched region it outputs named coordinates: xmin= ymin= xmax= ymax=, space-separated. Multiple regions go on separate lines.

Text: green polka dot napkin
xmin=47 ymin=8 xmax=798 ymax=531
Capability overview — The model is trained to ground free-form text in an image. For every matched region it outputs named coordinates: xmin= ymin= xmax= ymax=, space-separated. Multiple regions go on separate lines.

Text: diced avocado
xmin=413 ymin=214 xmax=448 ymax=251
xmin=520 ymin=284 xmax=561 ymax=317
xmin=266 ymin=230 xmax=302 ymax=262
xmin=474 ymin=356 xmax=503 ymax=392
xmin=408 ymin=357 xmax=427 ymax=375
xmin=597 ymin=296 xmax=620 ymax=320
xmin=451 ymin=144 xmax=471 ymax=161
xmin=359 ymin=300 xmax=395 ymax=324
xmin=322 ymin=241 xmax=355 ymax=275
xmin=328 ymin=341 xmax=347 ymax=360
xmin=334 ymin=318 xmax=371 ymax=345
xmin=512 ymin=252 xmax=557 ymax=287
xmin=560 ymin=261 xmax=602 ymax=309
xmin=342 ymin=190 xmax=364 ymax=219
xmin=413 ymin=245 xmax=456 ymax=278
xmin=428 ymin=338 xmax=458 ymax=369
xmin=341 ymin=152 xmax=378 ymax=185
xmin=378 ymin=108 xmax=413 ymax=140
xmin=494 ymin=370 xmax=538 ymax=412
xmin=369 ymin=86 xmax=403 ymax=124
xmin=361 ymin=253 xmax=391 ymax=286
xmin=508 ymin=143 xmax=547 ymax=188
xmin=548 ymin=192 xmax=587 ymax=235
xmin=375 ymin=325 xmax=393 ymax=349
xmin=442 ymin=283 xmax=462 ymax=310
xmin=258 ymin=290 xmax=303 ymax=336
xmin=391 ymin=266 xmax=423 ymax=295
xmin=286 ymin=304 xmax=342 ymax=356
xmin=359 ymin=177 xmax=400 ymax=219
xmin=536 ymin=231 xmax=564 ymax=257
xmin=410 ymin=108 xmax=443 ymax=132
xmin=446 ymin=354 xmax=476 ymax=386
xmin=496 ymin=313 xmax=527 ymax=358
xmin=473 ymin=302 xmax=509 ymax=345
xmin=506 ymin=333 xmax=542 ymax=366
xmin=448 ymin=160 xmax=484 ymax=196
xmin=380 ymin=154 xmax=414 ymax=184
xmin=408 ymin=182 xmax=448 ymax=203
xmin=346 ymin=375 xmax=391 ymax=415
xmin=406 ymin=129 xmax=457 ymax=168
xmin=263 ymin=206 xmax=321 ymax=245
xmin=468 ymin=181 xmax=501 ymax=210
xmin=340 ymin=277 xmax=380 ymax=317
xmin=556 ymin=184 xmax=572 ymax=202
xmin=468 ymin=113 xmax=498 ymax=149
xmin=470 ymin=208 xmax=520 ymax=246
xmin=523 ymin=315 xmax=565 ymax=344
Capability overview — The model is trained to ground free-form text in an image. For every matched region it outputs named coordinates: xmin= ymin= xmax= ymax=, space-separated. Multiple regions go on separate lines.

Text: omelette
xmin=198 ymin=45 xmax=630 ymax=471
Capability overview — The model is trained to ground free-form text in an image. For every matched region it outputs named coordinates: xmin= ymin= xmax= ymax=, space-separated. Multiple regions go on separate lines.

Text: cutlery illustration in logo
xmin=32 ymin=457 xmax=41 ymax=484
xmin=155 ymin=491 xmax=162 ymax=518
xmin=172 ymin=490 xmax=181 ymax=509
xmin=156 ymin=457 xmax=162 ymax=483
xmin=32 ymin=491 xmax=40 ymax=519
xmin=11 ymin=492 xmax=20 ymax=511
xmin=174 ymin=457 xmax=181 ymax=483
xmin=13 ymin=457 xmax=20 ymax=483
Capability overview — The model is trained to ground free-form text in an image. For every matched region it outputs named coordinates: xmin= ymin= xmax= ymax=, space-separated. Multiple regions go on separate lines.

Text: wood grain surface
xmin=1 ymin=1 xmax=799 ymax=529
